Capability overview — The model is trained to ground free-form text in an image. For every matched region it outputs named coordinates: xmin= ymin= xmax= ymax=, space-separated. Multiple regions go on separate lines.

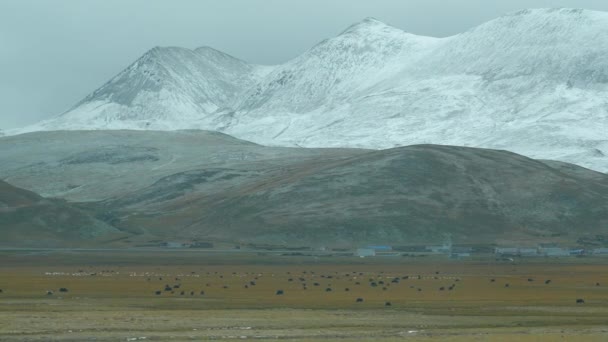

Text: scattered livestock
xmin=33 ymin=267 xmax=595 ymax=310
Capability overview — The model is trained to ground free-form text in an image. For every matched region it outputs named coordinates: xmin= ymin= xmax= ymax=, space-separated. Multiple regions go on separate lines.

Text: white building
xmin=541 ymin=247 xmax=570 ymax=256
xmin=356 ymin=248 xmax=376 ymax=258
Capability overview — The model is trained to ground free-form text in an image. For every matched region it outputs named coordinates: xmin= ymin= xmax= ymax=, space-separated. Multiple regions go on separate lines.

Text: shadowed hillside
xmin=0 ymin=181 xmax=122 ymax=247
xmin=101 ymin=145 xmax=608 ymax=247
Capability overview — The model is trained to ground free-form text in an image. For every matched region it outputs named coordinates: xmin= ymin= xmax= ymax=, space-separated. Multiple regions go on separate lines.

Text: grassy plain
xmin=1 ymin=250 xmax=608 ymax=341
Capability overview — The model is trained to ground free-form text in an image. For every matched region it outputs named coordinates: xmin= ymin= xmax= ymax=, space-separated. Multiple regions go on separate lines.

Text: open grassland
xmin=1 ymin=251 xmax=608 ymax=341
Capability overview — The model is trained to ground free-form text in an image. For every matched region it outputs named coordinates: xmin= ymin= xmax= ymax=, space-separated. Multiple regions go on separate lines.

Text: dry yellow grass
xmin=1 ymin=251 xmax=608 ymax=340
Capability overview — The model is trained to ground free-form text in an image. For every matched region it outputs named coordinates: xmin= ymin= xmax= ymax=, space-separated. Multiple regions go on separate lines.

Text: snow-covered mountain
xmin=27 ymin=46 xmax=273 ymax=131
xmin=15 ymin=8 xmax=608 ymax=172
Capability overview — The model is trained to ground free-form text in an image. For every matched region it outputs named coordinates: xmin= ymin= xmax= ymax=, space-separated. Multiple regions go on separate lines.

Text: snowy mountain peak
xmin=14 ymin=10 xmax=608 ymax=172
xmin=340 ymin=17 xmax=394 ymax=34
xmin=508 ymin=7 xmax=586 ymax=17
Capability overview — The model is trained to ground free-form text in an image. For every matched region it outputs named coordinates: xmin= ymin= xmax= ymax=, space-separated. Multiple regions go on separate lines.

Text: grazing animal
xmin=190 ymin=291 xmax=194 ymax=296
xmin=356 ymin=298 xmax=364 ymax=303
xmin=576 ymin=298 xmax=585 ymax=304
xmin=180 ymin=291 xmax=185 ymax=295
xmin=528 ymin=278 xmax=534 ymax=282
xmin=164 ymin=286 xmax=172 ymax=291
xmin=276 ymin=290 xmax=284 ymax=295
xmin=155 ymin=291 xmax=161 ymax=295
xmin=490 ymin=279 xmax=496 ymax=282
xmin=313 ymin=282 xmax=320 ymax=286
xmin=325 ymin=287 xmax=332 ymax=292
xmin=345 ymin=288 xmax=350 ymax=292
xmin=545 ymin=280 xmax=552 ymax=284
xmin=46 ymin=290 xmax=53 ymax=295
xmin=439 ymin=287 xmax=445 ymax=291
xmin=385 ymin=301 xmax=392 ymax=306
xmin=59 ymin=288 xmax=69 ymax=292
xmin=505 ymin=283 xmax=510 ymax=288
xmin=596 ymin=282 xmax=601 ymax=286
xmin=200 ymin=291 xmax=205 ymax=295
xmin=0 ymin=289 xmax=3 ymax=293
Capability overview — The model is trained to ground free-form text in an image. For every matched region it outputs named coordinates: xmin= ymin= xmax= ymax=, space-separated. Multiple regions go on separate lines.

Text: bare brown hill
xmin=2 ymin=130 xmax=608 ymax=248
xmin=100 ymin=144 xmax=608 ymax=248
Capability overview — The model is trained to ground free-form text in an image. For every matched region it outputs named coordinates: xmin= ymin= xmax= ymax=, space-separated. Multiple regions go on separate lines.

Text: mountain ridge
xmin=11 ymin=8 xmax=608 ymax=172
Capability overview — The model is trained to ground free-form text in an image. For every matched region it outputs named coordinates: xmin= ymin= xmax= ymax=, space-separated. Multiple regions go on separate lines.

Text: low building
xmin=495 ymin=247 xmax=519 ymax=256
xmin=365 ymin=245 xmax=392 ymax=251
xmin=426 ymin=245 xmax=451 ymax=253
xmin=519 ymin=248 xmax=540 ymax=257
xmin=593 ymin=248 xmax=608 ymax=255
xmin=541 ymin=247 xmax=570 ymax=256
xmin=356 ymin=248 xmax=376 ymax=257
xmin=495 ymin=247 xmax=540 ymax=257
xmin=450 ymin=252 xmax=471 ymax=259
xmin=161 ymin=241 xmax=187 ymax=248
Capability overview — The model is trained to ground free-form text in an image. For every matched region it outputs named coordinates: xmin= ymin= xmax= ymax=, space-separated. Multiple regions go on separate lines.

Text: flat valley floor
xmin=1 ymin=250 xmax=608 ymax=341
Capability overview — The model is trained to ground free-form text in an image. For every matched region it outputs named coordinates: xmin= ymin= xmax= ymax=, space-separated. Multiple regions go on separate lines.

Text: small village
xmin=157 ymin=239 xmax=608 ymax=259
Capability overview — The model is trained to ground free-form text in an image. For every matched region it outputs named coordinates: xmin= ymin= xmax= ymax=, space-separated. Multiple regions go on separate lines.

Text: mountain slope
xmin=103 ymin=144 xmax=608 ymax=247
xmin=2 ymin=131 xmax=608 ymax=247
xmin=0 ymin=180 xmax=122 ymax=247
xmin=27 ymin=46 xmax=273 ymax=131
xmin=0 ymin=130 xmax=366 ymax=201
xmin=228 ymin=9 xmax=608 ymax=172
xmin=13 ymin=8 xmax=608 ymax=172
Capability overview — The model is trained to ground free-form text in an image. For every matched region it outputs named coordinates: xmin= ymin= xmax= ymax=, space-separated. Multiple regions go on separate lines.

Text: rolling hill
xmin=2 ymin=131 xmax=607 ymax=247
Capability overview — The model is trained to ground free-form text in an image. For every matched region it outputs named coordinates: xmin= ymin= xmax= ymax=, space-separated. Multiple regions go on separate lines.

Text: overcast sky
xmin=2 ymin=0 xmax=608 ymax=129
